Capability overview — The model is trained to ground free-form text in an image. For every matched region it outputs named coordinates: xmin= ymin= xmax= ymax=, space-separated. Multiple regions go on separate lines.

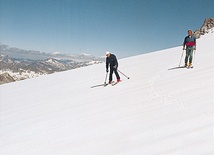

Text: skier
xmin=106 ymin=51 xmax=121 ymax=84
xmin=183 ymin=30 xmax=196 ymax=67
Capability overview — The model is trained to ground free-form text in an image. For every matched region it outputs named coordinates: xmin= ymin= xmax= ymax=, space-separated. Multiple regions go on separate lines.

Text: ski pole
xmin=192 ymin=50 xmax=196 ymax=67
xmin=104 ymin=71 xmax=108 ymax=84
xmin=179 ymin=50 xmax=184 ymax=67
xmin=118 ymin=69 xmax=130 ymax=79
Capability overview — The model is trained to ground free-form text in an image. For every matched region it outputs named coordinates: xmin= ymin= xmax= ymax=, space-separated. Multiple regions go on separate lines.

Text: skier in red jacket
xmin=183 ymin=30 xmax=196 ymax=67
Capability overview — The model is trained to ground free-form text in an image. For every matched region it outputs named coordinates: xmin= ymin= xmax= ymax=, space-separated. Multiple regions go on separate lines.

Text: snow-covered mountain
xmin=0 ymin=44 xmax=105 ymax=84
xmin=0 ymin=26 xmax=213 ymax=154
xmin=0 ymin=43 xmax=104 ymax=62
xmin=0 ymin=56 xmax=96 ymax=83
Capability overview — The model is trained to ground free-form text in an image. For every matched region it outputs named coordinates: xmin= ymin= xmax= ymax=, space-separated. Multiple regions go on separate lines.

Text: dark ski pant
xmin=185 ymin=46 xmax=194 ymax=64
xmin=109 ymin=67 xmax=120 ymax=82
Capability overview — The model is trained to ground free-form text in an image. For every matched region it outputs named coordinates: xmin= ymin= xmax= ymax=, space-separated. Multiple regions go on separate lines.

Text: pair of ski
xmin=104 ymin=81 xmax=119 ymax=87
xmin=91 ymin=81 xmax=119 ymax=88
xmin=168 ymin=65 xmax=193 ymax=70
xmin=181 ymin=65 xmax=194 ymax=69
xmin=187 ymin=66 xmax=194 ymax=69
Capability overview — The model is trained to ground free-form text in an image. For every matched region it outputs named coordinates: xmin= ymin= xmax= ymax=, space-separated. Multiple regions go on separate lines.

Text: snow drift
xmin=0 ymin=28 xmax=213 ymax=155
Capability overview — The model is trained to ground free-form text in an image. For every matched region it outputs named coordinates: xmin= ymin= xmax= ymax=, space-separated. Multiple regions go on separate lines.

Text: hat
xmin=106 ymin=51 xmax=110 ymax=55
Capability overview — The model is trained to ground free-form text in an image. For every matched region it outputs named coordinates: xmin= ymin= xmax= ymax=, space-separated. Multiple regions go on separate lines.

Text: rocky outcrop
xmin=0 ymin=73 xmax=15 ymax=84
xmin=194 ymin=18 xmax=214 ymax=38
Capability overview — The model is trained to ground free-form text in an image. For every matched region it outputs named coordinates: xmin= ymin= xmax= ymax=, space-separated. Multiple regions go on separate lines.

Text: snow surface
xmin=0 ymin=29 xmax=214 ymax=155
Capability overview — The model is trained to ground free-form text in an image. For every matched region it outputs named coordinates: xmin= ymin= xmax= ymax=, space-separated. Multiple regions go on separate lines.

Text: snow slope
xmin=0 ymin=29 xmax=213 ymax=155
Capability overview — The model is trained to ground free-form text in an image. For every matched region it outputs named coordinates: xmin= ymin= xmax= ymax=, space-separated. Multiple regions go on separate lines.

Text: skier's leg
xmin=184 ymin=48 xmax=189 ymax=66
xmin=109 ymin=68 xmax=113 ymax=82
xmin=185 ymin=48 xmax=191 ymax=65
xmin=189 ymin=47 xmax=194 ymax=64
xmin=114 ymin=68 xmax=120 ymax=80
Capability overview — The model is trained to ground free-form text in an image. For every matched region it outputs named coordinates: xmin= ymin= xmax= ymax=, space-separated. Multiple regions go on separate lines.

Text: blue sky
xmin=0 ymin=0 xmax=213 ymax=58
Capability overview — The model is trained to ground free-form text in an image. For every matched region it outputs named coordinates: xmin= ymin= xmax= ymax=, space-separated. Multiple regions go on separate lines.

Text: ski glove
xmin=113 ymin=65 xmax=117 ymax=69
xmin=106 ymin=69 xmax=109 ymax=72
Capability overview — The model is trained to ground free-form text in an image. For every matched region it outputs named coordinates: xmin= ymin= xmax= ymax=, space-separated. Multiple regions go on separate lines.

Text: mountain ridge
xmin=0 ymin=42 xmax=105 ymax=84
xmin=0 ymin=43 xmax=104 ymax=62
xmin=0 ymin=55 xmax=102 ymax=84
xmin=194 ymin=18 xmax=214 ymax=38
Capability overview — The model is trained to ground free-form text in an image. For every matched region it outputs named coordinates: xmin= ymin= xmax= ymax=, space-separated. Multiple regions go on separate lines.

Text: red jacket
xmin=183 ymin=36 xmax=196 ymax=47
